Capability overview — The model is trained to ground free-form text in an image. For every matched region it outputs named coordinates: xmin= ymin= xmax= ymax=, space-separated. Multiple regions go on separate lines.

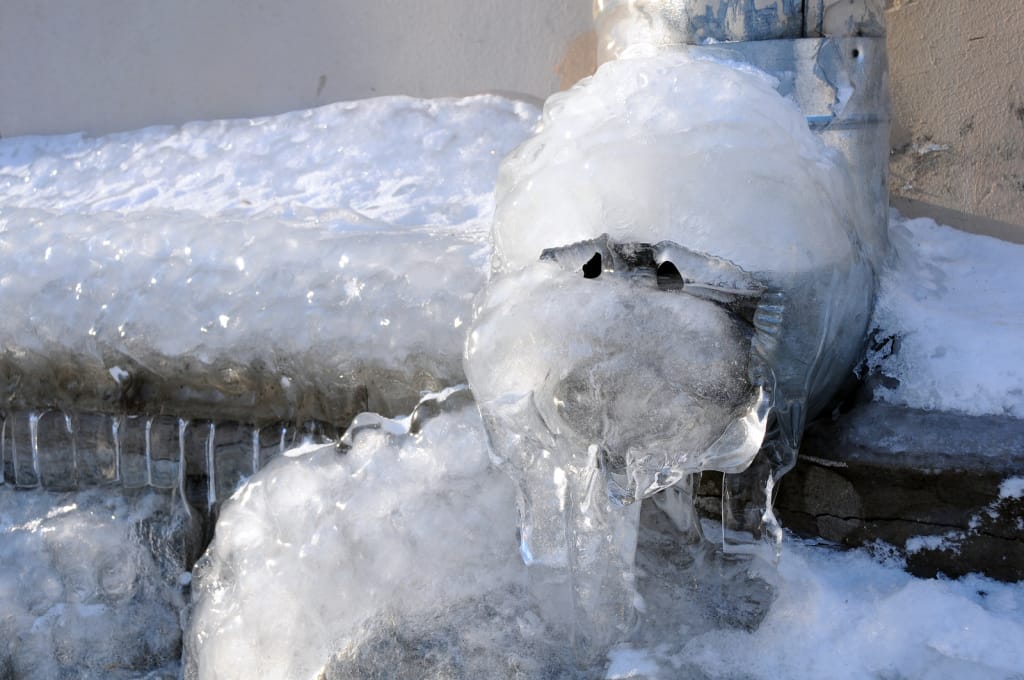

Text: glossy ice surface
xmin=467 ymin=51 xmax=879 ymax=661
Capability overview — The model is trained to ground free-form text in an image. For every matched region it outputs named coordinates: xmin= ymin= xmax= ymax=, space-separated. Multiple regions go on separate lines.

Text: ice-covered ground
xmin=2 ymin=89 xmax=1023 ymax=678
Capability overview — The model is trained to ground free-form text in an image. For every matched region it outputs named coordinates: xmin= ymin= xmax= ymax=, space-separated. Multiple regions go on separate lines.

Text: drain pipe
xmin=593 ymin=0 xmax=891 ymax=258
xmin=591 ymin=0 xmax=891 ymax=544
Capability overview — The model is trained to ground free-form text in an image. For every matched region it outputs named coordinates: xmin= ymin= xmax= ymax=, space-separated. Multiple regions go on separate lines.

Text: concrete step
xmin=775 ymin=401 xmax=1024 ymax=582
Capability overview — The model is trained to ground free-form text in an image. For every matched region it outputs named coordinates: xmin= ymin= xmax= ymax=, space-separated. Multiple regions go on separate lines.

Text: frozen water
xmin=466 ymin=51 xmax=877 ymax=661
xmin=0 ymin=96 xmax=538 ymax=425
xmin=188 ymin=395 xmax=1024 ymax=679
xmin=184 ymin=390 xmax=552 ymax=679
xmin=868 ymin=212 xmax=1024 ymax=418
xmin=0 ymin=486 xmax=195 ymax=678
xmin=489 ymin=55 xmax=872 ymax=279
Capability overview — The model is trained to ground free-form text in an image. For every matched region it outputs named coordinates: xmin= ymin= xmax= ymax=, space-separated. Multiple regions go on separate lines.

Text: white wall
xmin=0 ymin=0 xmax=593 ymax=137
xmin=2 ymin=0 xmax=1021 ymax=233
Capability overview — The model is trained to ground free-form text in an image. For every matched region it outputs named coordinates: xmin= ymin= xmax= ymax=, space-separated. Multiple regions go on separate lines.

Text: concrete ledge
xmin=775 ymin=402 xmax=1024 ymax=581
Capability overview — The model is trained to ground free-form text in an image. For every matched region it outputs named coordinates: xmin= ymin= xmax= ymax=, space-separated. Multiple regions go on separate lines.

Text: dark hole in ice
xmin=582 ymin=252 xmax=602 ymax=279
xmin=656 ymin=261 xmax=684 ymax=290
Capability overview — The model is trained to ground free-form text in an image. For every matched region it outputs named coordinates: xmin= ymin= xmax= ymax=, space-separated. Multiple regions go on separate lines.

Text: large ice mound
xmin=186 ymin=392 xmax=1024 ymax=679
xmin=184 ymin=391 xmax=549 ymax=679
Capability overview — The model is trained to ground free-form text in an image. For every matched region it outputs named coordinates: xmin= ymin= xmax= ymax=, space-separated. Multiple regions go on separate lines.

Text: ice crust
xmin=0 ymin=96 xmax=538 ymax=423
xmin=0 ymin=487 xmax=193 ymax=678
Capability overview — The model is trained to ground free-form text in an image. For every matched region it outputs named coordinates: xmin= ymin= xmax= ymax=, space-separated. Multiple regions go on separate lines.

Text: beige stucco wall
xmin=1 ymin=1 xmax=1020 ymax=233
xmin=0 ymin=1 xmax=593 ymax=138
xmin=887 ymin=0 xmax=1024 ymax=235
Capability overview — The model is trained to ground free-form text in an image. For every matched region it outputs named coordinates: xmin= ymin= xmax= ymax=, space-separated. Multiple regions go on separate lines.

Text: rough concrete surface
xmin=887 ymin=0 xmax=1024 ymax=232
xmin=775 ymin=401 xmax=1024 ymax=582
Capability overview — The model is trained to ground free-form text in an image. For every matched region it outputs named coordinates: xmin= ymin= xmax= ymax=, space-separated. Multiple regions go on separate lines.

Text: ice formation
xmin=1 ymin=64 xmax=1020 ymax=679
xmin=184 ymin=390 xmax=556 ymax=679
xmin=0 ymin=96 xmax=537 ymax=430
xmin=466 ymin=51 xmax=878 ymax=660
xmin=0 ymin=487 xmax=193 ymax=678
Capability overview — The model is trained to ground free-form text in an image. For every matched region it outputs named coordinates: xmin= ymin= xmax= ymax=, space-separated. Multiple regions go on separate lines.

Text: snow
xmin=1000 ymin=477 xmax=1024 ymax=500
xmin=0 ymin=96 xmax=533 ymax=224
xmin=869 ymin=212 xmax=1024 ymax=417
xmin=906 ymin=533 xmax=958 ymax=555
xmin=664 ymin=541 xmax=1024 ymax=679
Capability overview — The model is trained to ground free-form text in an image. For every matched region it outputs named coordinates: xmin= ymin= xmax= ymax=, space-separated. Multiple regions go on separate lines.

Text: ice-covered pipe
xmin=594 ymin=0 xmax=890 ymax=259
xmin=590 ymin=0 xmax=891 ymax=544
xmin=459 ymin=3 xmax=891 ymax=663
xmin=593 ymin=0 xmax=804 ymax=61
xmin=594 ymin=0 xmax=885 ymax=60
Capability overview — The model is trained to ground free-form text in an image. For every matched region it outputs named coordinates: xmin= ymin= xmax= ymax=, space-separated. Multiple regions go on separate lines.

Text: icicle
xmin=251 ymin=427 xmax=260 ymax=475
xmin=205 ymin=423 xmax=217 ymax=513
xmin=29 ymin=412 xmax=41 ymax=487
xmin=112 ymin=416 xmax=123 ymax=484
xmin=145 ymin=416 xmax=154 ymax=487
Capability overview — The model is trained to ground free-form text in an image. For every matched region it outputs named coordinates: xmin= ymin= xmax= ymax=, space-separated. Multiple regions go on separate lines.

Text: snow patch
xmin=999 ymin=477 xmax=1024 ymax=500
xmin=868 ymin=212 xmax=1024 ymax=417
